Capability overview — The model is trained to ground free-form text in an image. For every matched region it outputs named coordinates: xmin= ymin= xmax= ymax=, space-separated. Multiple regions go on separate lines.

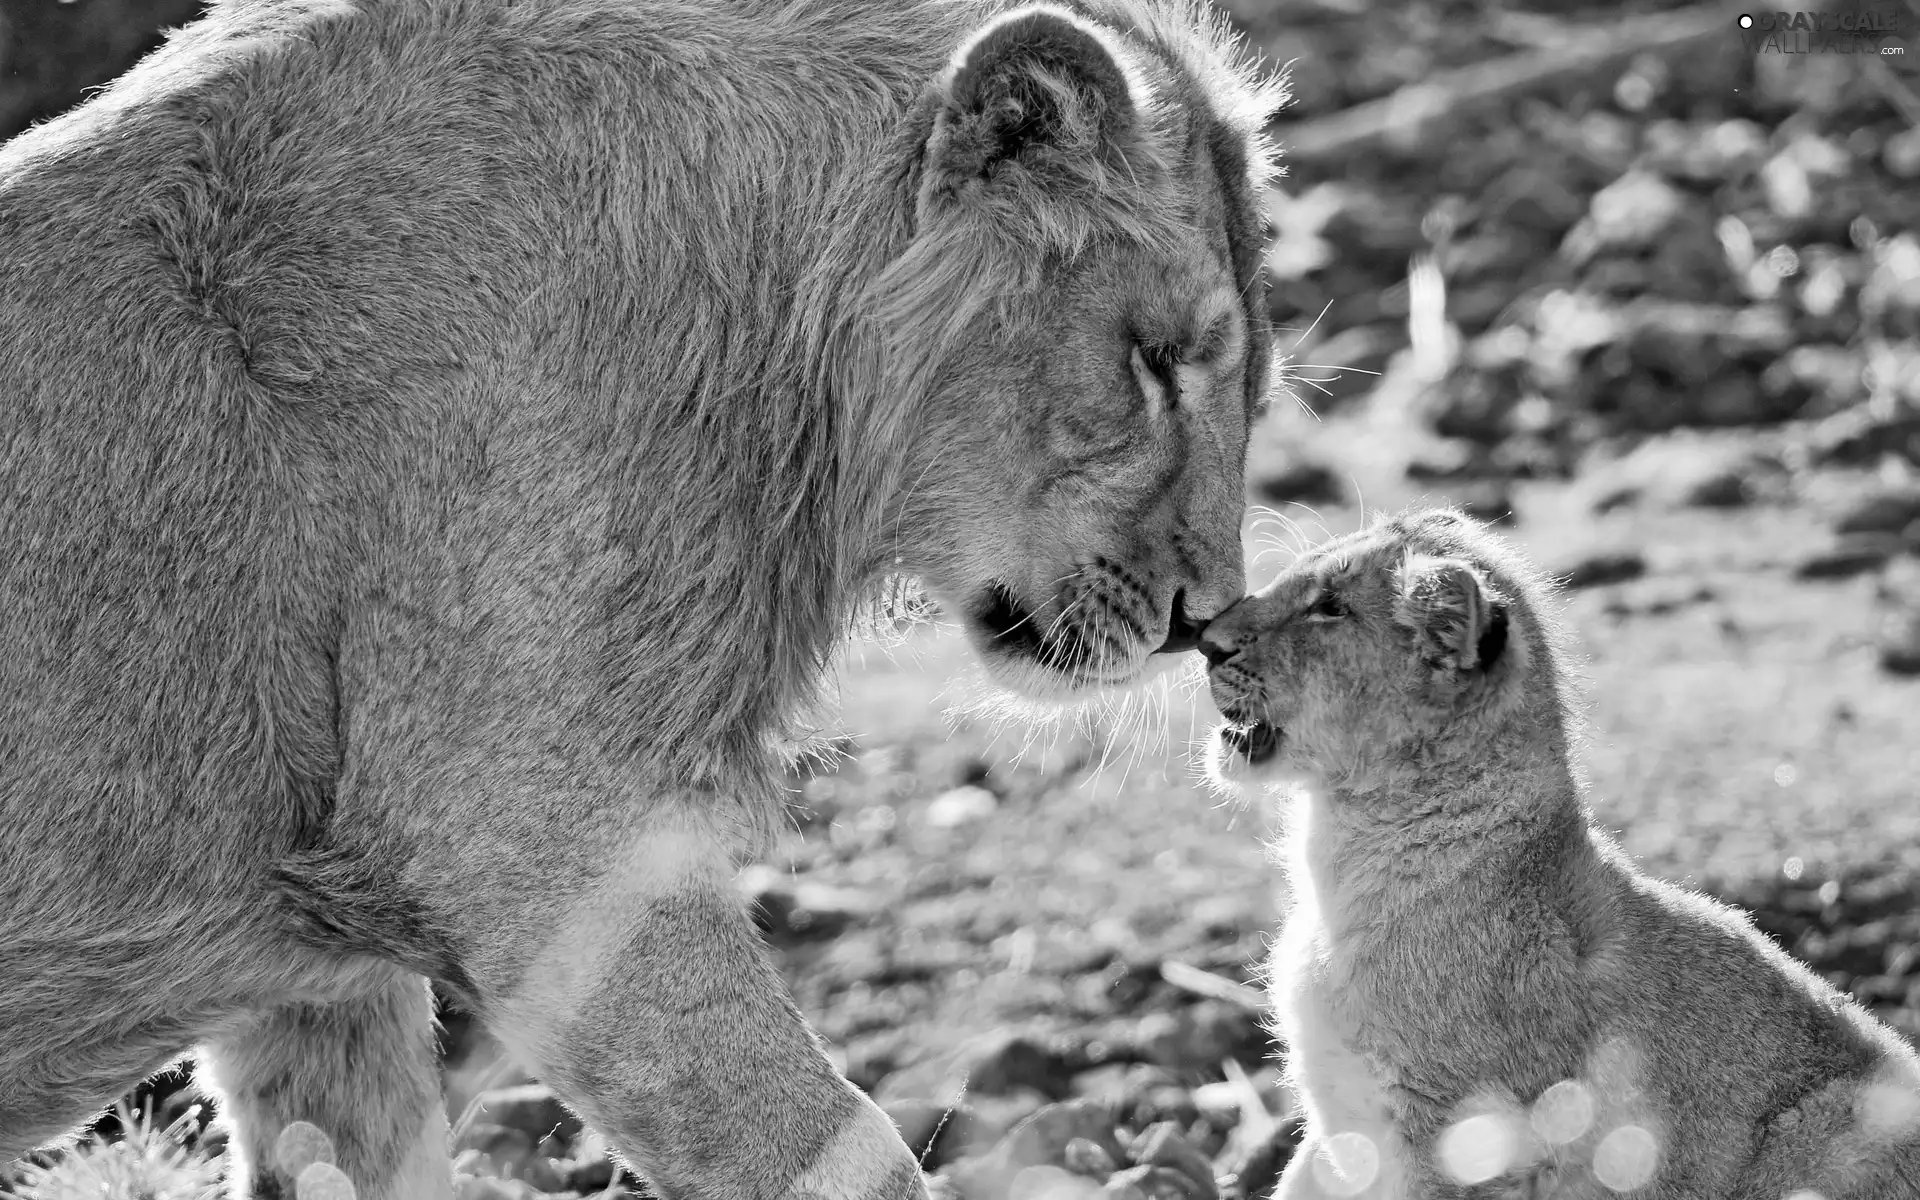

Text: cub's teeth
xmin=1220 ymin=723 xmax=1255 ymax=756
xmin=1221 ymin=720 xmax=1283 ymax=765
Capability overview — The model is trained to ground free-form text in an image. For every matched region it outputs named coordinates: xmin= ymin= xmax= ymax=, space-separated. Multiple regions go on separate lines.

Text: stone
xmin=1807 ymin=406 xmax=1920 ymax=467
xmin=1559 ymin=551 xmax=1647 ymax=590
xmin=945 ymin=1099 xmax=1130 ymax=1198
xmin=455 ymin=1123 xmax=533 ymax=1166
xmin=1134 ymin=1002 xmax=1270 ymax=1076
xmin=1126 ymin=1122 xmax=1217 ymax=1199
xmin=1007 ymin=1165 xmax=1104 ymax=1200
xmin=1834 ymin=487 xmax=1920 ymax=536
xmin=1764 ymin=345 xmax=1865 ymax=416
xmin=998 ymin=1099 xmax=1128 ymax=1171
xmin=964 ymin=1091 xmax=1053 ymax=1156
xmin=1879 ymin=609 xmax=1920 ymax=677
xmin=1646 ymin=119 xmax=1770 ymax=184
xmin=1406 ymin=440 xmax=1492 ymax=482
xmin=1216 ymin=1117 xmax=1305 ymax=1200
xmin=1064 ymin=1136 xmax=1119 ymax=1178
xmin=564 ymin=1154 xmax=619 ymax=1194
xmin=1682 ymin=467 xmax=1754 ymax=508
xmin=453 ymin=1176 xmax=522 ymax=1200
xmin=1563 ymin=171 xmax=1686 ymax=263
xmin=1320 ymin=186 xmax=1426 ymax=274
xmin=961 ymin=1032 xmax=1080 ymax=1100
xmin=925 ymin=785 xmax=999 ymax=829
xmin=513 ymin=1156 xmax=569 ymax=1193
xmin=1250 ymin=462 xmax=1343 ymax=507
xmin=1794 ymin=538 xmax=1898 ymax=581
xmin=740 ymin=866 xmax=876 ymax=944
xmin=468 ymin=1084 xmax=583 ymax=1149
xmin=1481 ymin=165 xmax=1586 ymax=237
xmin=1103 ymin=1177 xmax=1151 ymax=1200
xmin=1103 ymin=1164 xmax=1209 ymax=1200
xmin=1886 ymin=127 xmax=1920 ymax=181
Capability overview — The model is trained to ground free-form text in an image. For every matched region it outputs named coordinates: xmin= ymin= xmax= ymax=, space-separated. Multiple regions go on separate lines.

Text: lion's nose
xmin=1153 ymin=590 xmax=1208 ymax=655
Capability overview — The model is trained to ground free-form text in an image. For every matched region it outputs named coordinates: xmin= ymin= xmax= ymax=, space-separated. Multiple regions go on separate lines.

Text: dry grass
xmin=3 ymin=1107 xmax=220 ymax=1200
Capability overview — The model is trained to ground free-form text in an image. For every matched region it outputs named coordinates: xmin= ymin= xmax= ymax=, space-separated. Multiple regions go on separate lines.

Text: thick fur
xmin=1202 ymin=509 xmax=1920 ymax=1198
xmin=0 ymin=2 xmax=1286 ymax=1197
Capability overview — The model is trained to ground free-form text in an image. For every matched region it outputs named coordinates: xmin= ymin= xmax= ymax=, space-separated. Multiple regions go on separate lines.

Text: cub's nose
xmin=1196 ymin=625 xmax=1238 ymax=668
xmin=1154 ymin=590 xmax=1208 ymax=655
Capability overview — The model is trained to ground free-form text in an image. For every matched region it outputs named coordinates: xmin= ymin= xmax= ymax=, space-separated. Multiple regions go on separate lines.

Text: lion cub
xmin=1199 ymin=508 xmax=1920 ymax=1198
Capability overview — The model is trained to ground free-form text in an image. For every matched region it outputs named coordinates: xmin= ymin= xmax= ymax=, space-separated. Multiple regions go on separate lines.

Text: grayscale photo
xmin=3 ymin=0 xmax=1918 ymax=1197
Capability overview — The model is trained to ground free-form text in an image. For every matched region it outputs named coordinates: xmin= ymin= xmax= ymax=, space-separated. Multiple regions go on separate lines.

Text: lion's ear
xmin=921 ymin=5 xmax=1146 ymax=208
xmin=1393 ymin=554 xmax=1510 ymax=676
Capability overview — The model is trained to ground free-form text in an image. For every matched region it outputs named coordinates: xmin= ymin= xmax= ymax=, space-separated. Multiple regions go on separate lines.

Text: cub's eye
xmin=1306 ymin=591 xmax=1346 ymax=622
xmin=1131 ymin=341 xmax=1181 ymax=409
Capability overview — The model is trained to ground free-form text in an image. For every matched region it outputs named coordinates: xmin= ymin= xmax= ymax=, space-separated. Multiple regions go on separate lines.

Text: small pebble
xmin=926 ymin=786 xmax=999 ymax=828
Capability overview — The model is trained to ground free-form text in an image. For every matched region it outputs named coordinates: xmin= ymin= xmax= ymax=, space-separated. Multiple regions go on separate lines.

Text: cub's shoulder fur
xmin=0 ymin=2 xmax=1284 ymax=1197
xmin=1203 ymin=509 xmax=1920 ymax=1199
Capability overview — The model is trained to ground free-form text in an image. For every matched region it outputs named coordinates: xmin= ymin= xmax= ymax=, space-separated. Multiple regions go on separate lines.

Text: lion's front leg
xmin=469 ymin=819 xmax=927 ymax=1200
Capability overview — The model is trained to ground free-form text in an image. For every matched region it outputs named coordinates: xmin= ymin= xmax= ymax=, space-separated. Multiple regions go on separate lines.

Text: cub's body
xmin=1203 ymin=510 xmax=1920 ymax=1197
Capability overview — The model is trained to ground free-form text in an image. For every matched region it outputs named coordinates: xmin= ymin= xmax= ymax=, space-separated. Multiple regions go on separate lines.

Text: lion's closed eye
xmin=1131 ymin=341 xmax=1181 ymax=410
xmin=1306 ymin=591 xmax=1346 ymax=622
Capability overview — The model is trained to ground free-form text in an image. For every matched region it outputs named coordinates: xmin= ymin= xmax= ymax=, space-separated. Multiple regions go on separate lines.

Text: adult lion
xmin=0 ymin=0 xmax=1282 ymax=1196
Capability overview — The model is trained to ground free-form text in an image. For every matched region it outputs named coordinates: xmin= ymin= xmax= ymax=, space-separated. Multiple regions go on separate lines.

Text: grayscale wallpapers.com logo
xmin=1737 ymin=9 xmax=1909 ymax=54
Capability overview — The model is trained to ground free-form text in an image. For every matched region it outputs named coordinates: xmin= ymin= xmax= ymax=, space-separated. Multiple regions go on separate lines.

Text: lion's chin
xmin=956 ymin=588 xmax=1164 ymax=699
xmin=971 ymin=639 xmax=1160 ymax=704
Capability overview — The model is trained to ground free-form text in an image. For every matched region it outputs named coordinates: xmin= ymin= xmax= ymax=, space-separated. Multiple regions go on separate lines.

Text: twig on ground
xmin=1864 ymin=54 xmax=1920 ymax=129
xmin=1159 ymin=960 xmax=1267 ymax=1012
xmin=1220 ymin=1057 xmax=1280 ymax=1139
xmin=1269 ymin=2 xmax=1741 ymax=161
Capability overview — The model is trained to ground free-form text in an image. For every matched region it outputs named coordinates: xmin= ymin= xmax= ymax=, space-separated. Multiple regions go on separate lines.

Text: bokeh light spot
xmin=1784 ymin=856 xmax=1804 ymax=881
xmin=1773 ymin=763 xmax=1797 ymax=787
xmin=1530 ymin=1079 xmax=1597 ymax=1146
xmin=294 ymin=1162 xmax=356 ymax=1200
xmin=1857 ymin=1078 xmax=1920 ymax=1139
xmin=1593 ymin=1124 xmax=1660 ymax=1191
xmin=1311 ymin=1131 xmax=1381 ymax=1197
xmin=275 ymin=1122 xmax=336 ymax=1178
xmin=1783 ymin=1191 xmax=1827 ymax=1200
xmin=1587 ymin=1037 xmax=1645 ymax=1106
xmin=1437 ymin=1113 xmax=1517 ymax=1184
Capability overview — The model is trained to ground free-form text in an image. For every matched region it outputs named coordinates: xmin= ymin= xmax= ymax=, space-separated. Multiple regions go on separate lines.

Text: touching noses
xmin=1155 ymin=589 xmax=1208 ymax=655
xmin=1196 ymin=624 xmax=1238 ymax=668
xmin=1158 ymin=588 xmax=1250 ymax=665
xmin=1195 ymin=597 xmax=1257 ymax=667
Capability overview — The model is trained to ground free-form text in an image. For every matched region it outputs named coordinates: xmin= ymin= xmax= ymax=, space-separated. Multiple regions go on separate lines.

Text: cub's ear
xmin=921 ymin=5 xmax=1147 ymax=209
xmin=1394 ymin=554 xmax=1511 ymax=675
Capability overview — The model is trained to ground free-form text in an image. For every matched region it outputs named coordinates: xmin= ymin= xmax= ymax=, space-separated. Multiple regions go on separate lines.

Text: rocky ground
xmin=6 ymin=0 xmax=1920 ymax=1196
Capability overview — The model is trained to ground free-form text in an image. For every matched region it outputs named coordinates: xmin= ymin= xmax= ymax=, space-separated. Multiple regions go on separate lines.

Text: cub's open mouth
xmin=1221 ymin=720 xmax=1283 ymax=765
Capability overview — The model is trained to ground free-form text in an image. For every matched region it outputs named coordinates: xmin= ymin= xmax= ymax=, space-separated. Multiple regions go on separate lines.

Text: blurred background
xmin=4 ymin=0 xmax=1919 ymax=1197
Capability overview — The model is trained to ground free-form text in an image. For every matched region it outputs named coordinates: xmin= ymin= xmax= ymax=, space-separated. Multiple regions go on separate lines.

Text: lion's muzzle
xmin=1152 ymin=589 xmax=1209 ymax=655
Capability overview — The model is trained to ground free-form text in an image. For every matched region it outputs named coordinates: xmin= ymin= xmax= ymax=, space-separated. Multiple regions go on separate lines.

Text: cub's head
xmin=1200 ymin=509 xmax=1559 ymax=789
xmin=879 ymin=2 xmax=1285 ymax=699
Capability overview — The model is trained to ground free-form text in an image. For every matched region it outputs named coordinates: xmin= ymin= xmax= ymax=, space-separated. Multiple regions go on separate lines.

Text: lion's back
xmin=0 ymin=0 xmax=969 ymax=901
